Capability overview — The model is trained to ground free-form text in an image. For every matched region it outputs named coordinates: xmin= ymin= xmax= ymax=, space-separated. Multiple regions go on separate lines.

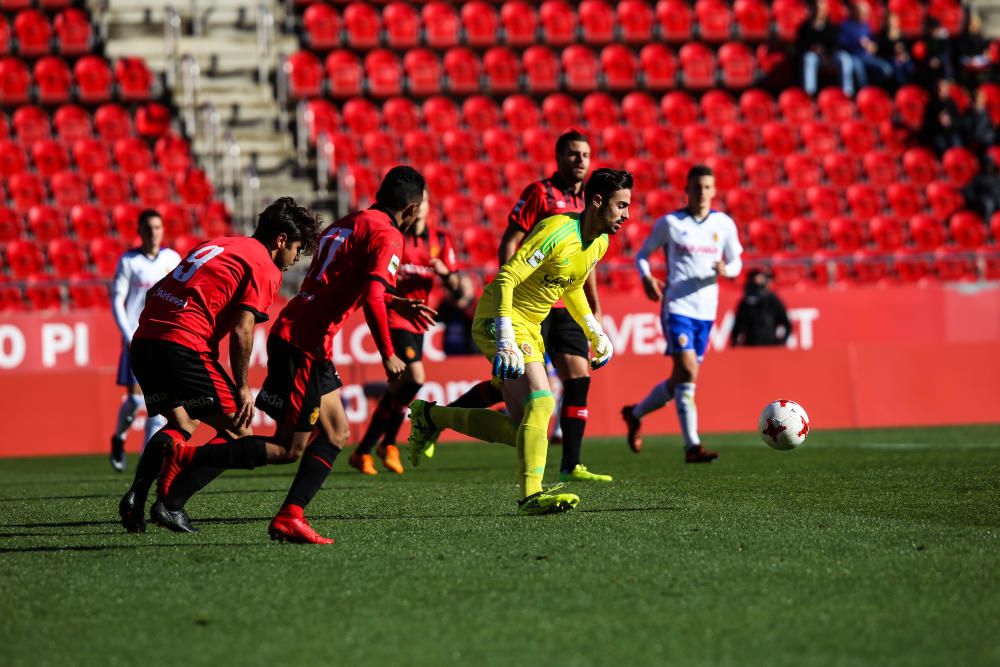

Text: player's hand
xmin=642 ymin=274 xmax=664 ymax=302
xmin=234 ymin=384 xmax=255 ymax=429
xmin=430 ymin=258 xmax=450 ymax=277
xmin=383 ymin=354 xmax=406 ymax=382
xmin=491 ymin=316 xmax=524 ymax=379
xmin=583 ymin=315 xmax=614 ymax=370
xmin=391 ymin=297 xmax=438 ymax=332
xmin=713 ymin=260 xmax=727 ymax=277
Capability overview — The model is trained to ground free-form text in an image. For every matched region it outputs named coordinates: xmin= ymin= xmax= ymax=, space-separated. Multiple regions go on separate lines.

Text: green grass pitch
xmin=2 ymin=425 xmax=999 ymax=667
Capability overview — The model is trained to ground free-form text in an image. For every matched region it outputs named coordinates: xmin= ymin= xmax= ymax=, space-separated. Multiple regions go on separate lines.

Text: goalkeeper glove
xmin=583 ymin=314 xmax=613 ymax=370
xmin=492 ymin=317 xmax=525 ymax=379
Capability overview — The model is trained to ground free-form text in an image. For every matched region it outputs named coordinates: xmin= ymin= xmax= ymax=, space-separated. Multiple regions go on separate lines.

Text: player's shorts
xmin=390 ymin=328 xmax=424 ymax=363
xmin=664 ymin=313 xmax=714 ymax=363
xmin=130 ymin=337 xmax=239 ymax=419
xmin=256 ymin=335 xmax=343 ymax=432
xmin=116 ymin=342 xmax=137 ymax=387
xmin=540 ymin=307 xmax=589 ymax=358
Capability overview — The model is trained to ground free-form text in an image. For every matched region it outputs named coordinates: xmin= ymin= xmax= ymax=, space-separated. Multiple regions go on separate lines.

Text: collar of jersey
xmin=549 ymin=172 xmax=583 ymax=199
xmin=368 ymin=204 xmax=400 ymax=229
xmin=572 ymin=214 xmax=604 ymax=250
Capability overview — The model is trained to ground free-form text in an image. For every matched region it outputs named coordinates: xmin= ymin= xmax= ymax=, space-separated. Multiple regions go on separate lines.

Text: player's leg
xmin=110 ymin=343 xmax=140 ymax=472
xmin=622 ymin=311 xmax=683 ymax=453
xmin=446 ymin=380 xmax=503 ymax=408
xmin=675 ymin=318 xmax=718 ymax=463
xmin=376 ymin=360 xmax=423 ymax=470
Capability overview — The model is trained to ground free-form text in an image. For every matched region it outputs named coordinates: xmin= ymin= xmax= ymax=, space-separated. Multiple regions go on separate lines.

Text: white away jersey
xmin=636 ymin=209 xmax=743 ymax=321
xmin=111 ymin=247 xmax=181 ymax=339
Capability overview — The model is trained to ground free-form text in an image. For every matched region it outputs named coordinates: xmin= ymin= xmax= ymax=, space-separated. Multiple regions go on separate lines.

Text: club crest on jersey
xmin=309 ymin=408 xmax=320 ymax=425
xmin=521 ymin=342 xmax=533 ymax=356
xmin=388 ymin=254 xmax=400 ymax=275
xmin=677 ymin=333 xmax=689 ymax=347
xmin=713 ymin=232 xmax=719 ymax=242
xmin=527 ymin=249 xmax=546 ymax=268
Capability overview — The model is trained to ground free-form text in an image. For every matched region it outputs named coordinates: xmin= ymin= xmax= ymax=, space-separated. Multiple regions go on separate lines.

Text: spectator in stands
xmin=914 ymin=19 xmax=957 ymax=87
xmin=838 ymin=1 xmax=894 ymax=91
xmin=878 ymin=13 xmax=914 ymax=88
xmin=962 ymin=88 xmax=997 ymax=155
xmin=798 ymin=0 xmax=855 ymax=95
xmin=958 ymin=11 xmax=993 ymax=85
xmin=730 ymin=270 xmax=791 ymax=348
xmin=921 ymin=78 xmax=963 ymax=154
xmin=963 ymin=157 xmax=1000 ymax=222
xmin=437 ymin=273 xmax=478 ymax=355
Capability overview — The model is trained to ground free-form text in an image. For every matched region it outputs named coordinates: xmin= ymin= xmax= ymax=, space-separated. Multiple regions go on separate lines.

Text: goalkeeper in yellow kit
xmin=407 ymin=168 xmax=633 ymax=514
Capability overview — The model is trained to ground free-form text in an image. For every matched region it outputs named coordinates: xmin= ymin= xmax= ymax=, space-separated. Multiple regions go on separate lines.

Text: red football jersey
xmin=271 ymin=207 xmax=404 ymax=356
xmin=134 ymin=236 xmax=281 ymax=355
xmin=507 ymin=172 xmax=586 ymax=233
xmin=390 ymin=228 xmax=457 ymax=333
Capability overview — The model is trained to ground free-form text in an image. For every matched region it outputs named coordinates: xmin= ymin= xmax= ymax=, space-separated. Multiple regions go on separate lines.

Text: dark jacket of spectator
xmin=921 ymin=80 xmax=963 ymax=154
xmin=730 ymin=271 xmax=791 ymax=347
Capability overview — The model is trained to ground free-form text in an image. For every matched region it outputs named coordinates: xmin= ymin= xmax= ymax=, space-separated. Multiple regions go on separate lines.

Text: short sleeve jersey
xmin=507 ymin=173 xmax=586 ymax=233
xmin=389 ymin=228 xmax=457 ymax=333
xmin=111 ymin=247 xmax=181 ymax=339
xmin=271 ymin=207 xmax=404 ymax=356
xmin=484 ymin=213 xmax=608 ymax=325
xmin=134 ymin=236 xmax=281 ymax=355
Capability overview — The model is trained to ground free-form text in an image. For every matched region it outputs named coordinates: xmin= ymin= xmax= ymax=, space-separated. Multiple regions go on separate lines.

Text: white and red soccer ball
xmin=758 ymin=400 xmax=811 ymax=450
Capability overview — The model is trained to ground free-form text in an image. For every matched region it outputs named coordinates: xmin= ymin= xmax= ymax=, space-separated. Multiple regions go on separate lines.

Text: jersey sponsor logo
xmin=152 ymin=287 xmax=187 ymax=308
xmin=388 ymin=254 xmax=400 ymax=275
xmin=257 ymin=389 xmax=284 ymax=409
xmin=527 ymin=249 xmax=546 ymax=268
xmin=309 ymin=407 xmax=320 ymax=425
xmin=542 ymin=274 xmax=573 ymax=289
xmin=145 ymin=392 xmax=168 ymax=405
xmin=681 ymin=244 xmax=720 ymax=255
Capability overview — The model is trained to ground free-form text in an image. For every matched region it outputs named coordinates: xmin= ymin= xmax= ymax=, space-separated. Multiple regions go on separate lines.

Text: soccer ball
xmin=758 ymin=400 xmax=811 ymax=450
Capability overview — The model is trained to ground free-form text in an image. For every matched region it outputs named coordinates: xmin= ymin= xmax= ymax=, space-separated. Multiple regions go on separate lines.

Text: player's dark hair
xmin=584 ymin=168 xmax=633 ymax=204
xmin=253 ymin=197 xmax=323 ymax=256
xmin=375 ymin=166 xmax=426 ymax=212
xmin=555 ymin=130 xmax=590 ymax=158
xmin=137 ymin=208 xmax=161 ymax=231
xmin=687 ymin=164 xmax=715 ymax=185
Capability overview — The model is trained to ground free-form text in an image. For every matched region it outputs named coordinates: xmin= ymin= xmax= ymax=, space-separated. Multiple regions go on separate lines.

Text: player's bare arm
xmin=229 ymin=309 xmax=257 ymax=429
xmin=498 ymin=224 xmax=526 ymax=264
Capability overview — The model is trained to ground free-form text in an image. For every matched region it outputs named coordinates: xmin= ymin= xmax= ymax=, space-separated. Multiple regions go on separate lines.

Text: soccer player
xmin=109 ymin=209 xmax=180 ymax=472
xmin=117 ymin=198 xmax=320 ymax=533
xmin=438 ymin=130 xmax=612 ymax=483
xmin=155 ymin=166 xmax=436 ymax=543
xmin=349 ymin=189 xmax=462 ymax=475
xmin=407 ymin=168 xmax=632 ymax=515
xmin=622 ymin=165 xmax=743 ymax=461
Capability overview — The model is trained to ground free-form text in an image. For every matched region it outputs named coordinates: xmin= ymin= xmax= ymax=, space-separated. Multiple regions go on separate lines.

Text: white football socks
xmin=674 ymin=383 xmax=700 ymax=449
xmin=114 ymin=394 xmax=142 ymax=440
xmin=632 ymin=380 xmax=673 ymax=419
xmin=144 ymin=413 xmax=167 ymax=448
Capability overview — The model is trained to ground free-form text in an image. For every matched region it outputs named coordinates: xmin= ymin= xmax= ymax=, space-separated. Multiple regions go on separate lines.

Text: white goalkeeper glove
xmin=492 ymin=316 xmax=525 ymax=379
xmin=584 ymin=314 xmax=613 ymax=370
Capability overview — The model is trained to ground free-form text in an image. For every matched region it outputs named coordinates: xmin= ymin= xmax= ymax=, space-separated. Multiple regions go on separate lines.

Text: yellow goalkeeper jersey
xmin=479 ymin=213 xmax=609 ymax=326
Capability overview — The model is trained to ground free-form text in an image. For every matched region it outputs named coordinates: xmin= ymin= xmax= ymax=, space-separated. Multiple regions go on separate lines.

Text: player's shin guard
xmin=634 ymin=380 xmax=673 ymax=419
xmin=128 ymin=427 xmax=191 ymax=502
xmin=143 ymin=414 xmax=167 ymax=446
xmin=517 ymin=391 xmax=555 ymax=498
xmin=559 ymin=377 xmax=590 ymax=473
xmin=114 ymin=394 xmax=142 ymax=440
xmin=191 ymin=436 xmax=269 ymax=469
xmin=447 ymin=380 xmax=503 ymax=408
xmin=428 ymin=406 xmax=517 ymax=446
xmin=674 ymin=383 xmax=700 ymax=449
xmin=281 ymin=438 xmax=341 ymax=510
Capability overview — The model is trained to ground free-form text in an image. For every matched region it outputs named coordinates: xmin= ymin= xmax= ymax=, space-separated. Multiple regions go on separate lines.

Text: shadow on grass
xmin=0 ymin=542 xmax=264 ymax=554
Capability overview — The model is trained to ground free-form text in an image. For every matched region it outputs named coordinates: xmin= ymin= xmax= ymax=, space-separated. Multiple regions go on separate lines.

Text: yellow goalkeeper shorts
xmin=470 ymin=293 xmax=546 ymax=369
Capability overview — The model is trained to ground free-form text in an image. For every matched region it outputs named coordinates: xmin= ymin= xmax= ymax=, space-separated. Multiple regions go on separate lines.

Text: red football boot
xmin=685 ymin=444 xmax=719 ymax=463
xmin=268 ymin=506 xmax=334 ymax=545
xmin=621 ymin=405 xmax=643 ymax=453
xmin=157 ymin=443 xmax=196 ymax=497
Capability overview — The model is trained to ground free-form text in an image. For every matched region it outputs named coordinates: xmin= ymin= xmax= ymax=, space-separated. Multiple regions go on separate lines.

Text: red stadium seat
xmin=201 ymin=202 xmax=232 ymax=238
xmin=13 ymin=9 xmax=51 ymax=57
xmin=403 ymin=129 xmax=438 ymax=166
xmin=481 ymin=192 xmax=513 ymax=228
xmin=461 ymin=225 xmax=498 ymax=265
xmin=442 ymin=194 xmax=478 ymax=229
xmin=886 ymin=183 xmax=922 ymax=220
xmin=694 ymin=0 xmax=732 ymax=42
xmin=0 ymin=56 xmax=30 ymax=104
xmin=303 ymin=2 xmax=341 ymax=51
xmin=700 ymin=89 xmax=738 ymax=126
xmin=324 ymin=50 xmax=361 ymax=98
xmin=0 ymin=139 xmax=26 ymax=177
xmin=784 ymin=154 xmax=821 ymax=189
xmin=342 ymin=97 xmax=380 ymax=135
xmin=115 ymin=57 xmax=153 ymax=101
xmin=482 ymin=128 xmax=517 ymax=163
xmin=661 ymin=91 xmax=697 ymax=127
xmin=463 ymin=161 xmax=502 ymax=200
xmin=812 ymin=250 xmax=848 ymax=285
xmin=620 ymin=91 xmax=657 ymax=129
xmin=789 ymin=217 xmax=822 ymax=253
xmin=901 ymin=147 xmax=938 ymax=188
xmin=933 ymin=247 xmax=977 ymax=282
xmin=683 ymin=124 xmax=718 ymax=161
xmin=869 ymin=215 xmax=904 ymax=251
xmin=822 ymin=152 xmax=859 ymax=188
xmin=601 ymin=44 xmax=638 ymax=91
xmin=846 ymin=183 xmax=881 ymax=221
xmin=806 ymin=185 xmax=841 ymax=222
xmin=889 ymin=0 xmax=925 ymax=38
xmin=113 ymin=136 xmax=152 ymax=176
xmin=733 ymin=0 xmax=769 ymax=40
xmin=862 ymin=150 xmax=898 ymax=188
xmin=895 ymin=85 xmax=929 ymax=130
xmin=53 ymin=104 xmax=91 ymax=142
xmin=641 ymin=125 xmax=678 ymax=160
xmin=522 ymin=127 xmax=555 ymax=163
xmin=766 ymin=186 xmax=800 ymax=222
xmin=908 ymin=213 xmax=945 ymax=250
xmin=778 ymin=88 xmax=814 ymax=124
xmin=483 ymin=47 xmax=520 ymax=93
xmin=156 ymin=201 xmax=191 ymax=237
xmin=718 ymin=42 xmax=755 ymax=89
xmin=424 ymin=162 xmax=460 ymax=198
xmin=0 ymin=16 xmax=9 ymax=57
xmin=31 ymin=139 xmax=68 ymax=177
xmin=504 ymin=160 xmax=541 ymax=195
xmin=423 ymin=95 xmax=460 ymax=135
xmin=941 ymin=147 xmax=979 ymax=189
xmin=582 ymin=92 xmax=620 ymax=130
xmin=376 ymin=97 xmax=414 ymax=135
xmin=50 ymin=169 xmax=88 ymax=209
xmin=94 ymin=103 xmax=131 ymax=142
xmin=624 ymin=157 xmax=661 ymax=194
xmin=92 ymin=169 xmax=130 ymax=209
xmin=0 ymin=282 xmax=25 ymax=311
xmin=574 ymin=0 xmax=612 ymax=45
xmin=646 ymin=190 xmax=677 ymax=218
xmin=48 ymin=238 xmax=85 ymax=278
xmin=800 ymin=121 xmax=836 ymax=156
xmin=34 ymin=56 xmax=72 ymax=103
xmin=27 ymin=204 xmax=63 ymax=242
xmin=444 ymin=48 xmax=482 ymax=95
xmin=602 ymin=126 xmax=638 ymax=163
xmin=73 ymin=55 xmax=112 ymax=103
xmin=704 ymin=155 xmax=739 ymax=191
xmin=462 ymin=2 xmax=499 ymax=47
xmin=177 ymin=169 xmax=213 ymax=206
xmin=721 ymin=123 xmax=756 ymax=159
xmin=134 ymin=169 xmax=171 ymax=207
xmin=382 ymin=2 xmax=418 ymax=49
xmin=761 ymin=121 xmax=796 ymax=157
xmin=0 ymin=207 xmax=20 ymax=243
xmin=562 ymin=45 xmax=599 ymax=92
xmin=839 ymin=120 xmax=876 ymax=156
xmin=6 ymin=239 xmax=43 ymax=279
xmin=500 ymin=1 xmax=538 ymax=47
xmin=856 ymin=86 xmax=893 ymax=124
xmin=618 ymin=0 xmax=653 ymax=44
xmin=285 ymin=51 xmax=323 ymax=99
xmin=442 ymin=128 xmax=478 ymax=164
xmin=539 ymin=0 xmax=577 ymax=46
xmin=639 ymin=43 xmax=677 ymax=90
xmin=542 ymin=93 xmax=581 ymax=131
xmin=727 ymin=187 xmax=762 ymax=221
xmin=949 ymin=210 xmax=986 ymax=250
xmin=748 ymin=219 xmax=781 ymax=253
xmin=502 ymin=94 xmax=540 ymax=133
xmin=829 ymin=216 xmax=864 ymax=252
xmin=12 ymin=105 xmax=50 ymax=143
xmin=739 ymin=88 xmax=776 ymax=126
xmin=25 ymin=275 xmax=63 ymax=310
xmin=170 ymin=234 xmax=203 ymax=259
xmin=402 ymin=48 xmax=442 ymax=97
xmin=89 ymin=236 xmax=124 ymax=277
xmin=678 ymin=43 xmax=716 ymax=89
xmin=991 ymin=212 xmax=1000 ymax=243
xmin=111 ymin=203 xmax=142 ymax=239
xmin=926 ymin=181 xmax=964 ymax=221
xmin=54 ymin=8 xmax=91 ymax=55
xmin=67 ymin=273 xmax=110 ymax=309
xmin=817 ymin=87 xmax=853 ymax=124
xmin=153 ymin=133 xmax=191 ymax=175
xmin=664 ymin=155 xmax=694 ymax=191
xmin=743 ymin=154 xmax=779 ymax=190
xmin=423 ymin=2 xmax=460 ymax=49
xmin=364 ymin=50 xmax=402 ymax=98
xmin=69 ymin=204 xmax=107 ymax=242
xmin=71 ymin=138 xmax=109 ymax=177
xmin=523 ymin=46 xmax=560 ymax=93
xmin=461 ymin=95 xmax=499 ymax=134
xmin=9 ymin=173 xmax=45 ymax=212
xmin=655 ymin=0 xmax=692 ymax=42
xmin=344 ymin=2 xmax=381 ymax=49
